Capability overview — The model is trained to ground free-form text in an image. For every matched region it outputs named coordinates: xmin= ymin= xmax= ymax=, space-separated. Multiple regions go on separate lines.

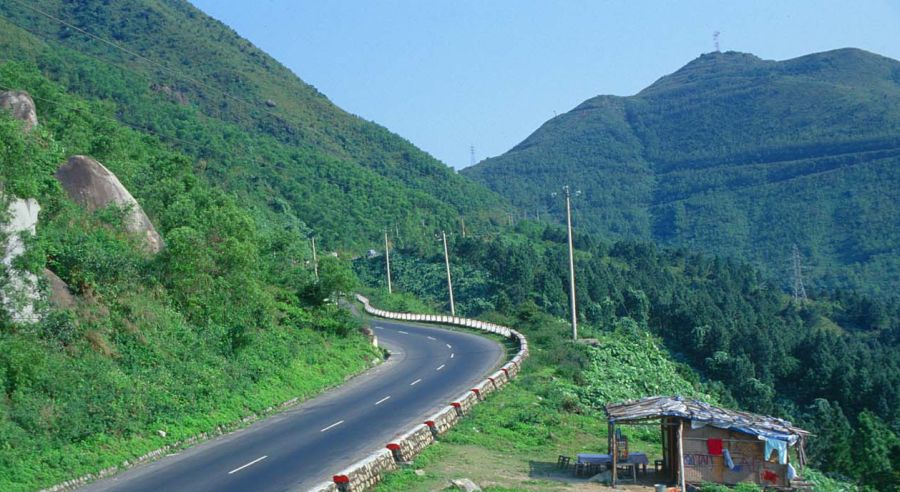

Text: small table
xmin=615 ymin=453 xmax=650 ymax=483
xmin=575 ymin=453 xmax=650 ymax=482
xmin=576 ymin=453 xmax=612 ymax=466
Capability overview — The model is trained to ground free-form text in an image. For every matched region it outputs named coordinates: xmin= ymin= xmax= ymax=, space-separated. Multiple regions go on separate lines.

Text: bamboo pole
xmin=677 ymin=419 xmax=686 ymax=492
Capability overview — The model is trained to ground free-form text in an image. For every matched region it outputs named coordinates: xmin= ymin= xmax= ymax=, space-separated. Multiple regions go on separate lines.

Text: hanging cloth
xmin=723 ymin=448 xmax=735 ymax=470
xmin=706 ymin=438 xmax=723 ymax=455
xmin=764 ymin=438 xmax=788 ymax=465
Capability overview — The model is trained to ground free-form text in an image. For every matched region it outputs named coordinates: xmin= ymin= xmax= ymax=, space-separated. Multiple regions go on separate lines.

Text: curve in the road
xmin=79 ymin=317 xmax=504 ymax=492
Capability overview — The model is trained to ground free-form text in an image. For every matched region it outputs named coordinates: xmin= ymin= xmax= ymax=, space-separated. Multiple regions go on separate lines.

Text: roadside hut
xmin=605 ymin=396 xmax=810 ymax=489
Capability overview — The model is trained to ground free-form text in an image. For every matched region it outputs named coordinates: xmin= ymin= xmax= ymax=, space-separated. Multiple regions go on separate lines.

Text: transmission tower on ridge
xmin=713 ymin=31 xmax=721 ymax=52
xmin=470 ymin=145 xmax=476 ymax=166
xmin=791 ymin=244 xmax=808 ymax=303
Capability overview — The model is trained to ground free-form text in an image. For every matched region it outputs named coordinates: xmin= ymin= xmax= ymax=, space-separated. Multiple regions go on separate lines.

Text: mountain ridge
xmin=463 ymin=47 xmax=900 ymax=295
xmin=0 ymin=0 xmax=507 ymax=250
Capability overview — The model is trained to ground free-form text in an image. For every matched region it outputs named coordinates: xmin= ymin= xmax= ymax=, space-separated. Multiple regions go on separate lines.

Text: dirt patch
xmin=415 ymin=444 xmax=658 ymax=492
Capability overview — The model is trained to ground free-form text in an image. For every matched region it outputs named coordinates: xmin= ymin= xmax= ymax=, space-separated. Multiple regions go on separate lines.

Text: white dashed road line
xmin=228 ymin=455 xmax=267 ymax=475
xmin=446 ymin=344 xmax=452 ymax=349
xmin=450 ymin=353 xmax=455 ymax=359
xmin=320 ymin=420 xmax=344 ymax=432
xmin=427 ymin=336 xmax=436 ymax=340
xmin=410 ymin=378 xmax=422 ymax=386
xmin=375 ymin=396 xmax=391 ymax=405
xmin=398 ymin=331 xmax=409 ymax=335
xmin=436 ymin=364 xmax=445 ymax=371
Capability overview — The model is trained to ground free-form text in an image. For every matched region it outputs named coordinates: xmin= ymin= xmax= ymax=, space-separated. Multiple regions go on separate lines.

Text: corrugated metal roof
xmin=605 ymin=395 xmax=809 ymax=442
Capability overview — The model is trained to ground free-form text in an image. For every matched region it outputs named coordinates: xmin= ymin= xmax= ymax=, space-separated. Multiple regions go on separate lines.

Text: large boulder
xmin=0 ymin=90 xmax=38 ymax=131
xmin=44 ymin=268 xmax=75 ymax=309
xmin=55 ymin=156 xmax=164 ymax=253
xmin=1 ymin=197 xmax=42 ymax=323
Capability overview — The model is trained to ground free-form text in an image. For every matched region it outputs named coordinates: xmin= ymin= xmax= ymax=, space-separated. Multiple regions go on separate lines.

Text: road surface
xmin=80 ymin=318 xmax=503 ymax=492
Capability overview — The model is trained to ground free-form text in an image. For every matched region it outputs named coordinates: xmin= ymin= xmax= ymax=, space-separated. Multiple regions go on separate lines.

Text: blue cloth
xmin=787 ymin=463 xmax=797 ymax=480
xmin=765 ymin=438 xmax=788 ymax=465
xmin=723 ymin=448 xmax=735 ymax=470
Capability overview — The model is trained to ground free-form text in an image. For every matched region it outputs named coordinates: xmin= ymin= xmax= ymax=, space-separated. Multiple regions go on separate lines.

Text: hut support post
xmin=661 ymin=418 xmax=666 ymax=474
xmin=677 ymin=419 xmax=686 ymax=492
xmin=611 ymin=422 xmax=618 ymax=487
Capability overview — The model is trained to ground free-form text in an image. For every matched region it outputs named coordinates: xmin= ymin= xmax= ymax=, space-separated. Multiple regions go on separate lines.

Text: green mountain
xmin=0 ymin=1 xmax=510 ymax=489
xmin=0 ymin=0 xmax=506 ymax=250
xmin=462 ymin=48 xmax=900 ymax=295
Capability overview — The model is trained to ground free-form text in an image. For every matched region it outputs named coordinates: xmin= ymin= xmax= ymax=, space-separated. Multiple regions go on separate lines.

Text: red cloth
xmin=762 ymin=470 xmax=779 ymax=482
xmin=706 ymin=438 xmax=723 ymax=455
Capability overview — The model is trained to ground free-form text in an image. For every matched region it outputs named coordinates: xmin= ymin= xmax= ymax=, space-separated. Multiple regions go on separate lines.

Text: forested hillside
xmin=0 ymin=0 xmax=507 ymax=250
xmin=463 ymin=49 xmax=900 ymax=296
xmin=0 ymin=60 xmax=385 ymax=491
xmin=356 ymin=223 xmax=900 ymax=490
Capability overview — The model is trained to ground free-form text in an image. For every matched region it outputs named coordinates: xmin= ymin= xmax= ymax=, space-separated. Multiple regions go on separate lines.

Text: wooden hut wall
xmin=682 ymin=425 xmax=788 ymax=487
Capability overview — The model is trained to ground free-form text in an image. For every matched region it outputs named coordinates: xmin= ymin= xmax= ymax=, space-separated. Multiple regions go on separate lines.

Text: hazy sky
xmin=190 ymin=1 xmax=900 ymax=169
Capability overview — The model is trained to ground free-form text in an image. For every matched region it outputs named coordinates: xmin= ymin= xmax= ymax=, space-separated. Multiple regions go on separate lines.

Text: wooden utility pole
xmin=384 ymin=230 xmax=392 ymax=294
xmin=310 ymin=237 xmax=319 ymax=281
xmin=442 ymin=230 xmax=456 ymax=316
xmin=564 ymin=186 xmax=578 ymax=341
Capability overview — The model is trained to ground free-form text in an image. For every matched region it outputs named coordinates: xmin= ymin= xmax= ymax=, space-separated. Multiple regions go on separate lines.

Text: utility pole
xmin=564 ymin=186 xmax=578 ymax=340
xmin=384 ymin=230 xmax=393 ymax=294
xmin=310 ymin=237 xmax=319 ymax=281
xmin=442 ymin=230 xmax=456 ymax=316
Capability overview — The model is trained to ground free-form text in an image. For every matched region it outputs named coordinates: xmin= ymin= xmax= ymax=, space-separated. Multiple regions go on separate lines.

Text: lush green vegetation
xmin=0 ymin=2 xmax=897 ymax=491
xmin=0 ymin=0 xmax=508 ymax=252
xmin=0 ymin=62 xmax=382 ymax=491
xmin=463 ymin=48 xmax=900 ymax=297
xmin=356 ymin=222 xmax=900 ymax=490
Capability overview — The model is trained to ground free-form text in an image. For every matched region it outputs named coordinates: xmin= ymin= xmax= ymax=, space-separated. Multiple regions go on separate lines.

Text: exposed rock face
xmin=55 ymin=156 xmax=164 ymax=253
xmin=1 ymin=197 xmax=42 ymax=323
xmin=44 ymin=268 xmax=75 ymax=309
xmin=0 ymin=90 xmax=38 ymax=131
xmin=450 ymin=478 xmax=482 ymax=492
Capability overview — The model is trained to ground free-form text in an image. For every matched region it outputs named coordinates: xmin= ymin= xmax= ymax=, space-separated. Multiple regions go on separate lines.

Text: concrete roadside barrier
xmin=386 ymin=424 xmax=434 ymax=463
xmin=451 ymin=390 xmax=479 ymax=417
xmin=488 ymin=370 xmax=508 ymax=390
xmin=331 ymin=448 xmax=397 ymax=492
xmin=424 ymin=406 xmax=459 ymax=437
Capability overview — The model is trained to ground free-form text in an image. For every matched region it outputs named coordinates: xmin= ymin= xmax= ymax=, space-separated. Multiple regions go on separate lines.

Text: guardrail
xmin=310 ymin=295 xmax=530 ymax=492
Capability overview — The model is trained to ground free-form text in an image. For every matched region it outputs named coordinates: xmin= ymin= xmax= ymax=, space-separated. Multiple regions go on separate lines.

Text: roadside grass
xmin=375 ymin=307 xmax=715 ymax=491
xmin=0 ymin=324 xmax=380 ymax=492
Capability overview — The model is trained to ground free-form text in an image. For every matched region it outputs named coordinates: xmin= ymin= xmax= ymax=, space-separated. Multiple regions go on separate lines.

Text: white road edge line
xmin=228 ymin=455 xmax=267 ymax=475
xmin=320 ymin=420 xmax=344 ymax=432
xmin=398 ymin=330 xmax=409 ymax=335
xmin=375 ymin=396 xmax=391 ymax=405
xmin=410 ymin=378 xmax=422 ymax=386
xmin=436 ymin=364 xmax=445 ymax=371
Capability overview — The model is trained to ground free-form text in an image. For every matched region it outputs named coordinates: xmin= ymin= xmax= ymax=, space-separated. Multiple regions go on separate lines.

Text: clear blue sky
xmin=190 ymin=1 xmax=900 ymax=169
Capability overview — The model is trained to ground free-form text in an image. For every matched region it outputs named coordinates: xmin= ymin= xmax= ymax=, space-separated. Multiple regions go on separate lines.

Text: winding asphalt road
xmin=80 ymin=318 xmax=503 ymax=492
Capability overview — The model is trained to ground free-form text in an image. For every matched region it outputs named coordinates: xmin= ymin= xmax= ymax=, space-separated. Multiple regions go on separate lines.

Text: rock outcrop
xmin=44 ymin=268 xmax=75 ymax=309
xmin=1 ymin=197 xmax=42 ymax=323
xmin=55 ymin=156 xmax=164 ymax=253
xmin=0 ymin=90 xmax=38 ymax=131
